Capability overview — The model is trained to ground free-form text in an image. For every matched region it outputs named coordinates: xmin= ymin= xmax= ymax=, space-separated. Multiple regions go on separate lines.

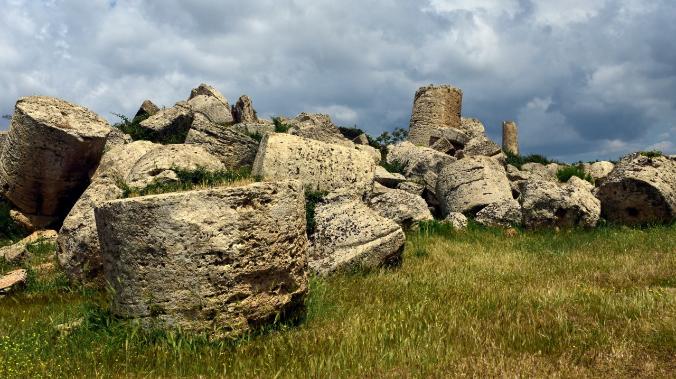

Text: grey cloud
xmin=0 ymin=0 xmax=674 ymax=162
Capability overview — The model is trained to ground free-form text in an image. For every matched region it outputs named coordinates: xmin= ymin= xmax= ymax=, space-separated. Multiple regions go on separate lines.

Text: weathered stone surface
xmin=408 ymin=85 xmax=462 ymax=146
xmin=188 ymin=95 xmax=234 ymax=125
xmin=583 ymin=161 xmax=615 ymax=181
xmin=444 ymin=212 xmax=468 ymax=230
xmin=104 ymin=127 xmax=133 ymax=151
xmin=521 ymin=162 xmax=558 ymax=181
xmin=356 ymin=145 xmax=382 ymax=165
xmin=126 ymin=144 xmax=225 ymax=188
xmin=374 ymin=166 xmax=406 ymax=188
xmin=231 ymin=121 xmax=275 ymax=137
xmin=58 ymin=141 xmax=158 ymax=280
xmin=502 ymin=121 xmax=519 ymax=155
xmin=475 ymin=199 xmax=522 ymax=228
xmin=189 ymin=83 xmax=229 ymax=105
xmin=184 ymin=114 xmax=258 ymax=169
xmin=463 ymin=136 xmax=502 ymax=157
xmin=0 ymin=269 xmax=27 ymax=295
xmin=0 ymin=230 xmax=58 ymax=263
xmin=231 ymin=95 xmax=257 ymax=123
xmin=310 ymin=197 xmax=405 ymax=276
xmin=368 ymin=188 xmax=433 ymax=228
xmin=138 ymin=103 xmax=193 ymax=143
xmin=253 ymin=133 xmax=375 ymax=195
xmin=0 ymin=131 xmax=7 ymax=150
xmin=134 ymin=100 xmax=160 ymax=119
xmin=437 ymin=156 xmax=513 ymax=216
xmin=505 ymin=164 xmax=534 ymax=182
xmin=386 ymin=141 xmax=455 ymax=180
xmin=460 ymin=117 xmax=486 ymax=138
xmin=95 ymin=180 xmax=308 ymax=337
xmin=0 ymin=96 xmax=110 ymax=227
xmin=519 ymin=179 xmax=601 ymax=229
xmin=386 ymin=141 xmax=456 ymax=204
xmin=568 ymin=176 xmax=594 ymax=191
xmin=596 ymin=154 xmax=676 ymax=225
xmin=397 ymin=181 xmax=425 ymax=196
xmin=428 ymin=127 xmax=470 ymax=155
xmin=286 ymin=113 xmax=353 ymax=147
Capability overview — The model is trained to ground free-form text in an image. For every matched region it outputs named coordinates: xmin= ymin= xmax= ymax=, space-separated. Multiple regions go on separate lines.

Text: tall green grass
xmin=1 ymin=224 xmax=674 ymax=377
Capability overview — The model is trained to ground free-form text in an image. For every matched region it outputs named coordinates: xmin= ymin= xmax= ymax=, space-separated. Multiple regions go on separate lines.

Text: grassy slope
xmin=0 ymin=224 xmax=674 ymax=378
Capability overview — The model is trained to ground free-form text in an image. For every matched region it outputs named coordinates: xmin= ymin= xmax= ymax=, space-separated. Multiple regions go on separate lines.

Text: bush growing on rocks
xmin=112 ymin=113 xmax=152 ymax=141
xmin=556 ymin=165 xmax=594 ymax=184
xmin=118 ymin=166 xmax=254 ymax=198
xmin=504 ymin=151 xmax=558 ymax=170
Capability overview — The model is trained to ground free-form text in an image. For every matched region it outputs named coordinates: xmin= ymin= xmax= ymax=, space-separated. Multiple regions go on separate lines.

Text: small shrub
xmin=505 ymin=151 xmax=558 ymax=170
xmin=305 ymin=190 xmax=327 ymax=236
xmin=379 ymin=160 xmax=406 ymax=175
xmin=337 ymin=126 xmax=365 ymax=141
xmin=112 ymin=113 xmax=153 ymax=141
xmin=640 ymin=150 xmax=663 ymax=158
xmin=272 ymin=117 xmax=290 ymax=133
xmin=373 ymin=128 xmax=408 ymax=149
xmin=556 ymin=165 xmax=594 ymax=184
xmin=246 ymin=131 xmax=264 ymax=142
xmin=120 ymin=166 xmax=253 ymax=198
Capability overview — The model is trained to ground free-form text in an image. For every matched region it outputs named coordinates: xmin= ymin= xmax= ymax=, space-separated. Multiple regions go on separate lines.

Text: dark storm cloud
xmin=0 ymin=0 xmax=674 ymax=161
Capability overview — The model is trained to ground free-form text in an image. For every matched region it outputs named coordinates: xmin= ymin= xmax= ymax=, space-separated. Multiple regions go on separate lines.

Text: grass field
xmin=1 ymin=223 xmax=674 ymax=378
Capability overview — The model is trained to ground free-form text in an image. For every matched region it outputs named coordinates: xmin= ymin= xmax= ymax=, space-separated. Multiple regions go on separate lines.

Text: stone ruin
xmin=0 ymin=82 xmax=673 ymax=337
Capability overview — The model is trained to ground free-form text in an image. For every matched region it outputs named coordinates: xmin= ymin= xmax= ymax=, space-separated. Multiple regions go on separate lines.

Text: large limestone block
xmin=386 ymin=141 xmax=455 ymax=180
xmin=184 ymin=114 xmax=258 ymax=169
xmin=310 ymin=197 xmax=405 ymax=276
xmin=138 ymin=103 xmax=194 ymax=143
xmin=134 ymin=100 xmax=160 ymax=119
xmin=95 ymin=180 xmax=308 ymax=337
xmin=0 ymin=96 xmax=110 ymax=226
xmin=252 ymin=133 xmax=375 ymax=195
xmin=189 ymin=83 xmax=230 ymax=106
xmin=436 ymin=156 xmax=512 ymax=216
xmin=596 ymin=154 xmax=675 ymax=225
xmin=58 ymin=141 xmax=158 ymax=280
xmin=475 ymin=199 xmax=522 ymax=228
xmin=126 ymin=144 xmax=225 ymax=188
xmin=232 ymin=95 xmax=257 ymax=123
xmin=519 ymin=179 xmax=601 ymax=229
xmin=368 ymin=188 xmax=433 ymax=228
xmin=286 ymin=113 xmax=353 ymax=147
xmin=463 ymin=136 xmax=502 ymax=157
xmin=187 ymin=95 xmax=234 ymax=125
xmin=408 ymin=85 xmax=462 ymax=146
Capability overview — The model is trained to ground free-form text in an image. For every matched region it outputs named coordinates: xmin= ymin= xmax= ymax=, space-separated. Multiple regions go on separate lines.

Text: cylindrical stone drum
xmin=0 ymin=96 xmax=110 ymax=226
xmin=408 ymin=85 xmax=462 ymax=147
xmin=502 ymin=121 xmax=519 ymax=155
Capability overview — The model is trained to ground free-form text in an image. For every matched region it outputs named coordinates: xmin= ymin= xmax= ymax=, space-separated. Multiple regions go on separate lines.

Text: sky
xmin=0 ymin=0 xmax=674 ymax=162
